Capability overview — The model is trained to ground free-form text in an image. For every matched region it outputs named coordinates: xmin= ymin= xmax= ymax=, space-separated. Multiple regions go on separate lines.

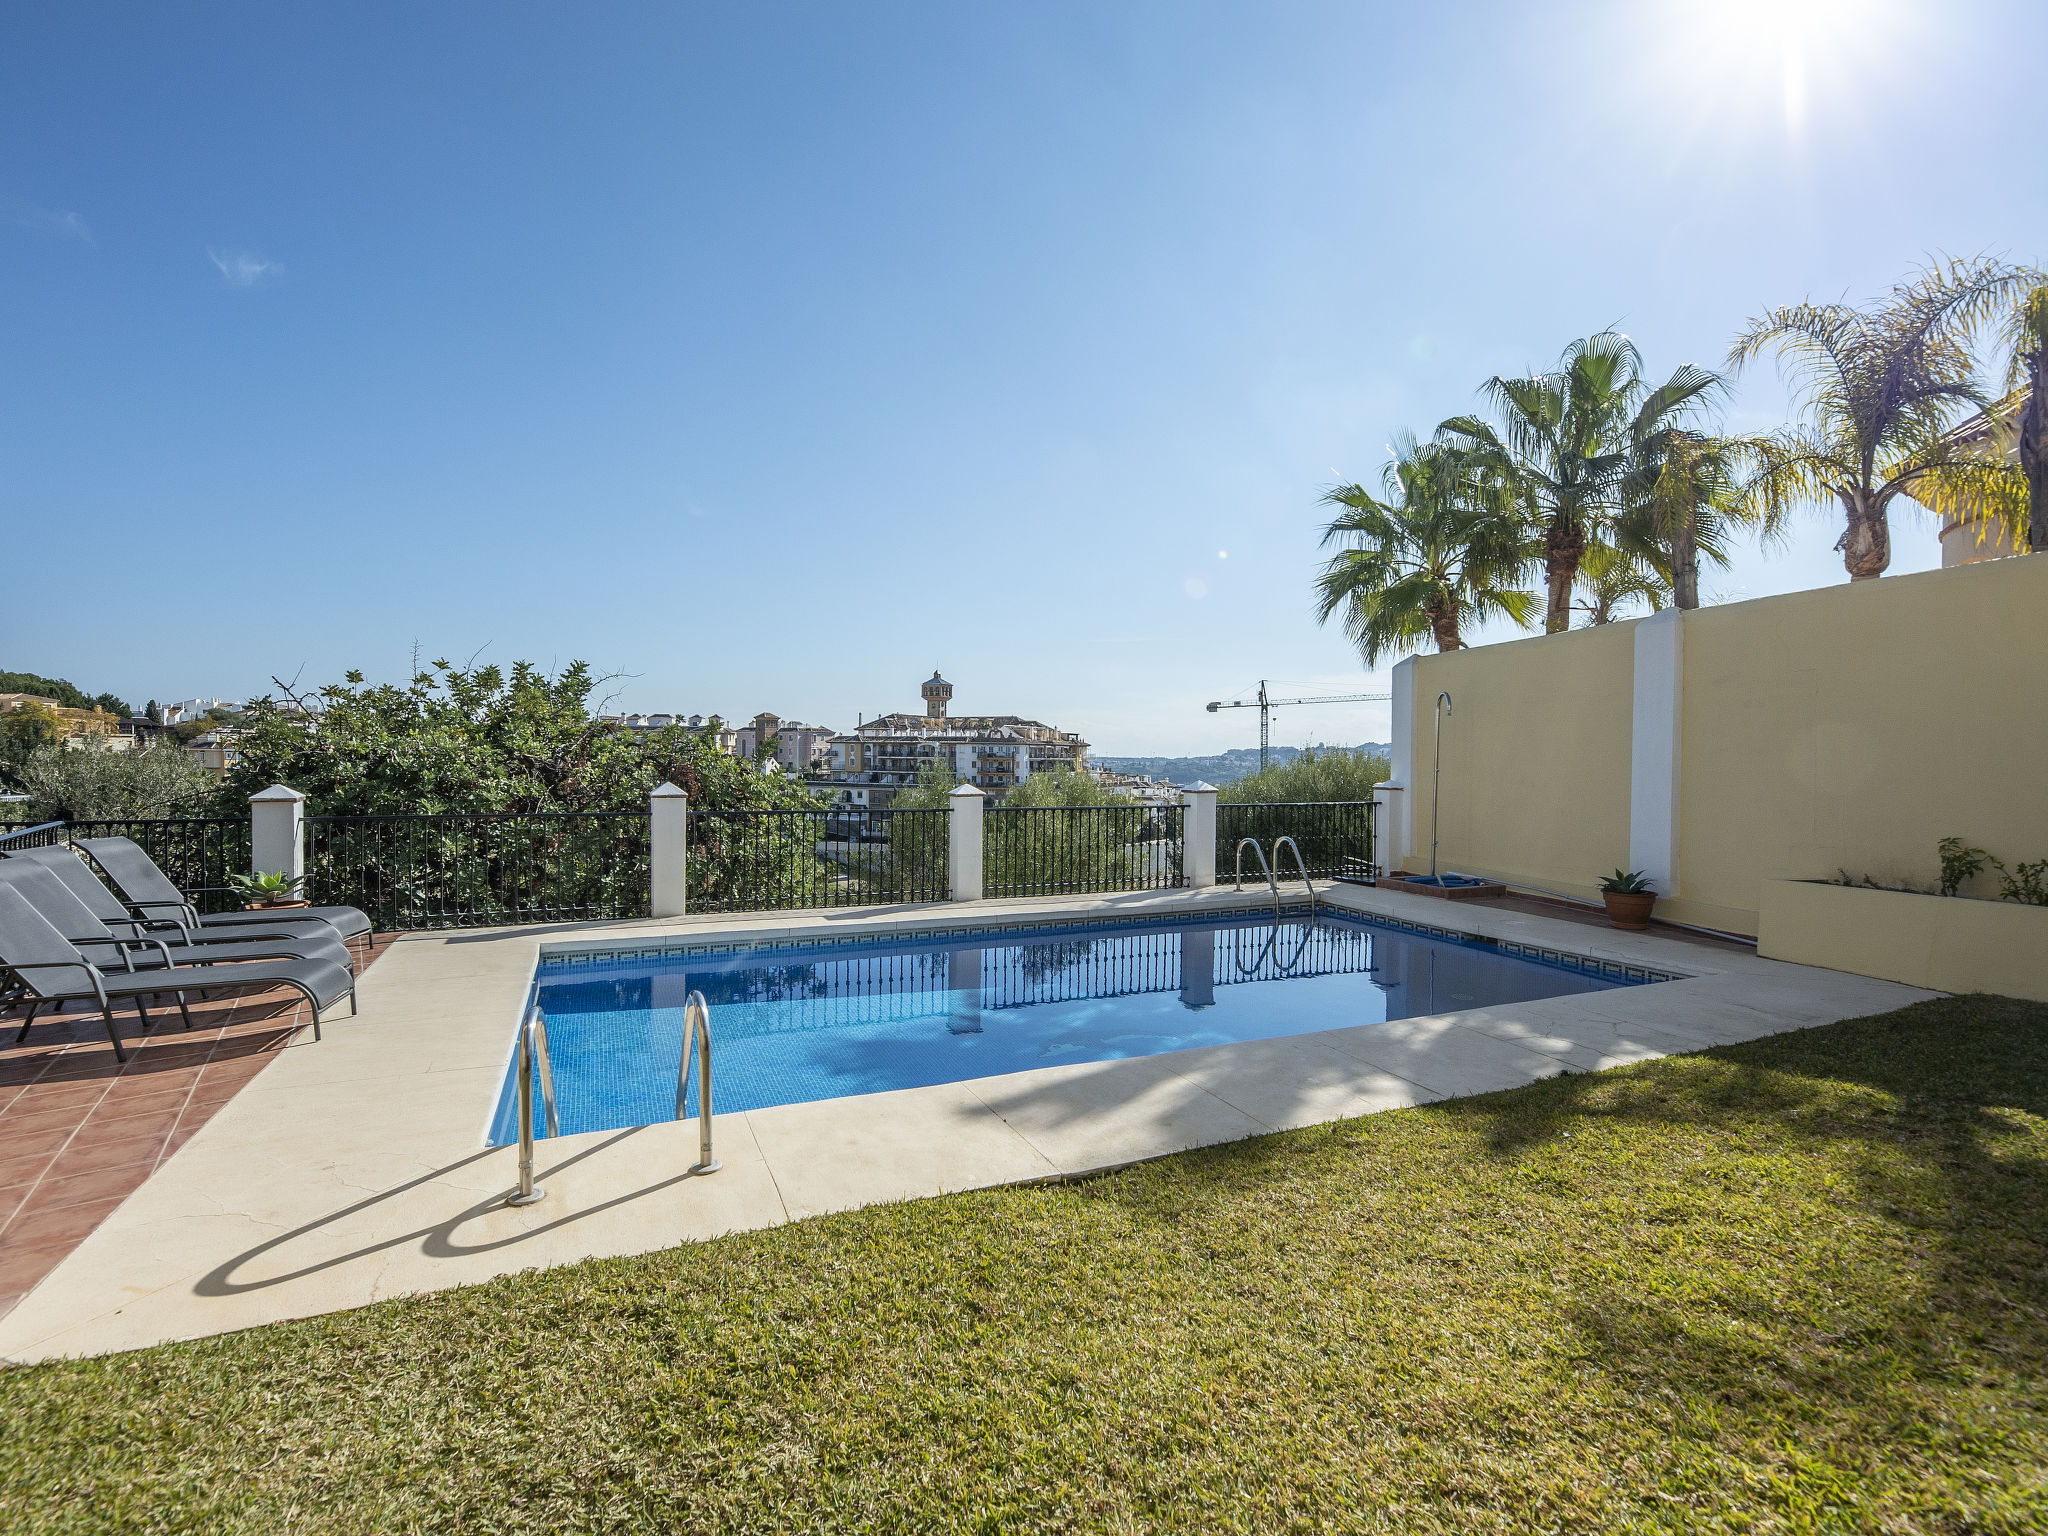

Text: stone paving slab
xmin=0 ymin=884 xmax=1936 ymax=1362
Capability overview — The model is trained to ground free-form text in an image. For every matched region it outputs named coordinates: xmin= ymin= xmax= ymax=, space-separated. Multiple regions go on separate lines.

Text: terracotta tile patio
xmin=0 ymin=934 xmax=390 ymax=1320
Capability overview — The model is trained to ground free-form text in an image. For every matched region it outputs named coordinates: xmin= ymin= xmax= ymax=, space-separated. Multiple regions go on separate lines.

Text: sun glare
xmin=1652 ymin=0 xmax=1908 ymax=140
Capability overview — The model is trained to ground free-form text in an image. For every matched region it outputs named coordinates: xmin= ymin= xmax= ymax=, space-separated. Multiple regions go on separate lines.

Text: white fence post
xmin=248 ymin=785 xmax=305 ymax=883
xmin=1182 ymin=781 xmax=1218 ymax=888
xmin=650 ymin=781 xmax=689 ymax=918
xmin=1371 ymin=783 xmax=1403 ymax=877
xmin=948 ymin=784 xmax=985 ymax=902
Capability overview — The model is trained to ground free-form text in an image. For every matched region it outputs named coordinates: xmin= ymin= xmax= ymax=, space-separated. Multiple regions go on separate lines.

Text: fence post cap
xmin=1181 ymin=780 xmax=1218 ymax=795
xmin=649 ymin=781 xmax=688 ymax=800
xmin=248 ymin=784 xmax=305 ymax=804
xmin=947 ymin=783 xmax=986 ymax=800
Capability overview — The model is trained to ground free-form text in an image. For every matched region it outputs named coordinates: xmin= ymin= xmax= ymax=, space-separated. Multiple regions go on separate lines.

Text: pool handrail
xmin=1271 ymin=836 xmax=1318 ymax=922
xmin=676 ymin=989 xmax=721 ymax=1175
xmin=509 ymin=1002 xmax=559 ymax=1207
xmin=1233 ymin=838 xmax=1281 ymax=919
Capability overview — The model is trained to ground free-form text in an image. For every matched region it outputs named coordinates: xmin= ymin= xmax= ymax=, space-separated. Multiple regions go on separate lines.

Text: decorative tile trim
xmin=536 ymin=900 xmax=1686 ymax=985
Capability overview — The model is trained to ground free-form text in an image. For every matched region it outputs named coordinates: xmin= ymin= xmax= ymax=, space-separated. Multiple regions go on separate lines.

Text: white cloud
xmin=2 ymin=197 xmax=92 ymax=242
xmin=208 ymin=247 xmax=281 ymax=287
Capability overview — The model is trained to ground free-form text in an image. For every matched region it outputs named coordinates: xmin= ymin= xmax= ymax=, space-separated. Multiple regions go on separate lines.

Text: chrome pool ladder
xmin=675 ymin=989 xmax=720 ymax=1175
xmin=509 ymin=1002 xmax=559 ymax=1207
xmin=1271 ymin=836 xmax=1318 ymax=922
xmin=1234 ymin=836 xmax=1318 ymax=923
xmin=1234 ymin=837 xmax=1281 ymax=919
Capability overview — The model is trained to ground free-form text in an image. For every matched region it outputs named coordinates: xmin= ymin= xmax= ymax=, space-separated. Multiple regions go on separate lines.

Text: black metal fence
xmin=1217 ymin=801 xmax=1374 ymax=883
xmin=6 ymin=797 xmax=1377 ymax=929
xmin=305 ymin=813 xmax=651 ymax=930
xmin=688 ymin=807 xmax=949 ymax=913
xmin=1 ymin=817 xmax=252 ymax=913
xmin=983 ymin=803 xmax=1185 ymax=898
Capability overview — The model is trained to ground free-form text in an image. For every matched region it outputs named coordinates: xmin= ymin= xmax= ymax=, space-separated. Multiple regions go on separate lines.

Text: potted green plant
xmin=227 ymin=871 xmax=309 ymax=910
xmin=1598 ymin=869 xmax=1656 ymax=930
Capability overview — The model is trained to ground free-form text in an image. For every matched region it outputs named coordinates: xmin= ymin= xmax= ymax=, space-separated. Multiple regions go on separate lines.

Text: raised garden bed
xmin=1757 ymin=878 xmax=2048 ymax=1002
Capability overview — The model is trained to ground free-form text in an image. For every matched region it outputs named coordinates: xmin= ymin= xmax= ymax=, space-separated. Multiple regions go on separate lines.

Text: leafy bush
xmin=222 ymin=659 xmax=814 ymax=818
xmin=1217 ymin=748 xmax=1388 ymax=804
xmin=1998 ymin=860 xmax=2048 ymax=907
xmin=1938 ymin=837 xmax=1992 ymax=898
xmin=0 ymin=700 xmax=65 ymax=787
xmin=12 ymin=739 xmax=216 ymax=820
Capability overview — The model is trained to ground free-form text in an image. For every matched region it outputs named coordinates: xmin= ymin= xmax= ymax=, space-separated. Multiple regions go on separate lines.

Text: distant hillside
xmin=1091 ymin=743 xmax=1389 ymax=786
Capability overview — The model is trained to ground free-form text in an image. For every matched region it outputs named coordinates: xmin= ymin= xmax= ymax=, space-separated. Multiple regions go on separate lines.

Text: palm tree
xmin=1613 ymin=430 xmax=1777 ymax=609
xmin=1439 ymin=332 xmax=1722 ymax=634
xmin=1570 ymin=541 xmax=1669 ymax=626
xmin=1996 ymin=277 xmax=2046 ymax=551
xmin=1314 ymin=433 xmax=1536 ymax=663
xmin=1729 ymin=256 xmax=2038 ymax=580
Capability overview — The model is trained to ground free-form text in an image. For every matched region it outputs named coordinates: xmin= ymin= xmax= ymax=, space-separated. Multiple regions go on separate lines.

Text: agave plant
xmin=227 ymin=870 xmax=305 ymax=905
xmin=1315 ymin=432 xmax=1538 ymax=663
xmin=1730 ymin=256 xmax=2041 ymax=579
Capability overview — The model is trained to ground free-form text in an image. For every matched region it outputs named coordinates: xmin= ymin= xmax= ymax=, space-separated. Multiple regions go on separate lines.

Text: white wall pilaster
xmin=1628 ymin=608 xmax=1684 ymax=896
xmin=1385 ymin=657 xmax=1417 ymax=873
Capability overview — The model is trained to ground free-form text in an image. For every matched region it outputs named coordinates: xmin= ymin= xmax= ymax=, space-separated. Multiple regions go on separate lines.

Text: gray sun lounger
xmin=0 ymin=861 xmax=355 ymax=975
xmin=74 ymin=836 xmax=373 ymax=946
xmin=3 ymin=845 xmax=356 ymax=957
xmin=0 ymin=884 xmax=355 ymax=1063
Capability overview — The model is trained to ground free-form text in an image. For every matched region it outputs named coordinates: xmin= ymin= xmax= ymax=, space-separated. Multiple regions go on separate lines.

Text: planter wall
xmin=1757 ymin=878 xmax=2048 ymax=1003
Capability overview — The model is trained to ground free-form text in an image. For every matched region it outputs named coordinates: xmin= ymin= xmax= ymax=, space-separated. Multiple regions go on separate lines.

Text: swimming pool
xmin=487 ymin=910 xmax=1656 ymax=1143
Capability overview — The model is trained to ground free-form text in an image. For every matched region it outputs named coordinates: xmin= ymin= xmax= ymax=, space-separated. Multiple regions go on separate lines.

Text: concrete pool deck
xmin=0 ymin=883 xmax=1936 ymax=1362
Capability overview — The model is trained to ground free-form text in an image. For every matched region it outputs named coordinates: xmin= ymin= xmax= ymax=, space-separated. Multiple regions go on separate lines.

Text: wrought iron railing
xmin=983 ymin=803 xmax=1185 ymax=898
xmin=304 ymin=813 xmax=651 ymax=930
xmin=1217 ymin=801 xmax=1374 ymax=881
xmin=4 ymin=798 xmax=1374 ymax=930
xmin=687 ymin=807 xmax=948 ymax=913
xmin=0 ymin=817 xmax=252 ymax=913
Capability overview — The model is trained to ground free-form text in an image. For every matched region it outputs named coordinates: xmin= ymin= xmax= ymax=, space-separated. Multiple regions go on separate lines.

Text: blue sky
xmin=4 ymin=1 xmax=2042 ymax=754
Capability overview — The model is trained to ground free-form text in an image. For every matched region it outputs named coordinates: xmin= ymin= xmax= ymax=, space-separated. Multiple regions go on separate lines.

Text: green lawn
xmin=3 ymin=995 xmax=2045 ymax=1533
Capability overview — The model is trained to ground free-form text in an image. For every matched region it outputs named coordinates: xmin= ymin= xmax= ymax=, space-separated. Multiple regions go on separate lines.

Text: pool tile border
xmin=536 ymin=903 xmax=1687 ymax=986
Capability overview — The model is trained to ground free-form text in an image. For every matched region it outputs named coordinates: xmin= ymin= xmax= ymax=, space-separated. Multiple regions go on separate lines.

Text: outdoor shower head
xmin=1437 ymin=691 xmax=1452 ymax=714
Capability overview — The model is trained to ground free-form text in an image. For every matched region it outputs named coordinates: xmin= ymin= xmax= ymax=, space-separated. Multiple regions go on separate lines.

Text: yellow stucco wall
xmin=1396 ymin=555 xmax=2048 ymax=944
xmin=1678 ymin=554 xmax=2048 ymax=932
xmin=1758 ymin=879 xmax=2048 ymax=1003
xmin=1405 ymin=621 xmax=1635 ymax=904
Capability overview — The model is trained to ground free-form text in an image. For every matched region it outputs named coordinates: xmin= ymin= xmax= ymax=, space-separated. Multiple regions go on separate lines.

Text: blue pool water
xmin=487 ymin=912 xmax=1648 ymax=1143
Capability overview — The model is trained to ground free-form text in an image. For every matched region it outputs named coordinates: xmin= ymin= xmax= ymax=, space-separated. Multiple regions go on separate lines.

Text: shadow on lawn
xmin=1453 ymin=994 xmax=2048 ymax=1406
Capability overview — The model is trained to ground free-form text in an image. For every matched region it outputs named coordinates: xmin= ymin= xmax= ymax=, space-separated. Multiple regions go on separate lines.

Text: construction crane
xmin=1206 ymin=680 xmax=1391 ymax=771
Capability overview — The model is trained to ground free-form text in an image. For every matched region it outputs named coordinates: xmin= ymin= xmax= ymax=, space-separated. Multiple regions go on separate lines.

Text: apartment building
xmin=732 ymin=713 xmax=837 ymax=773
xmin=820 ymin=672 xmax=1088 ymax=813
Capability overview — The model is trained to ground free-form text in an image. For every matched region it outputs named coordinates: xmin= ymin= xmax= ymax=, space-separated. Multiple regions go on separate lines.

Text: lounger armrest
xmin=125 ymin=898 xmax=200 ymax=926
xmin=0 ymin=959 xmax=110 ymax=1004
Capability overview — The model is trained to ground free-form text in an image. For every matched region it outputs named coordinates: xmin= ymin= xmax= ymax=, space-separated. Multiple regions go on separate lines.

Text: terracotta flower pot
xmin=1602 ymin=891 xmax=1656 ymax=931
xmin=245 ymin=898 xmax=311 ymax=911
